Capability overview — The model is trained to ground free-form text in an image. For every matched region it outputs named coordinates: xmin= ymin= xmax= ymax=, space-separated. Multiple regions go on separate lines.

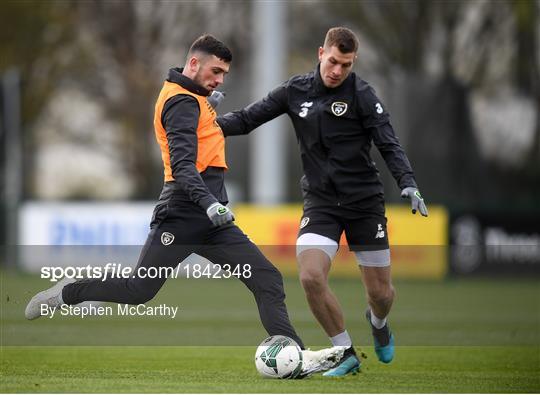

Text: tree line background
xmin=1 ymin=0 xmax=538 ymax=226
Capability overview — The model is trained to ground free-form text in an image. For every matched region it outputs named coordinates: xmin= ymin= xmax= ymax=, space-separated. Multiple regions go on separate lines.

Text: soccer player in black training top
xmin=218 ymin=27 xmax=428 ymax=376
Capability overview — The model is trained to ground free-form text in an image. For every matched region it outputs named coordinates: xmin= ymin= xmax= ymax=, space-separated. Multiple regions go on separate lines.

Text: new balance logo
xmin=375 ymin=224 xmax=385 ymax=239
xmin=299 ymin=102 xmax=313 ymax=118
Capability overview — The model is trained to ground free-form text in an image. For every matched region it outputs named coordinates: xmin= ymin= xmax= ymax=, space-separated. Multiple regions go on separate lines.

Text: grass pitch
xmin=1 ymin=270 xmax=539 ymax=392
xmin=2 ymin=346 xmax=538 ymax=393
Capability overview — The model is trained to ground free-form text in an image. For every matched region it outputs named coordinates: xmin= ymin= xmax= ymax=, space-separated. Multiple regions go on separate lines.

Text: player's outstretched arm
xmin=217 ymin=84 xmax=288 ymax=137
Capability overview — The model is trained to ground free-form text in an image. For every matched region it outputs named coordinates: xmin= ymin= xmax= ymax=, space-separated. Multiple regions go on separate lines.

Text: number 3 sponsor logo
xmin=298 ymin=101 xmax=313 ymax=118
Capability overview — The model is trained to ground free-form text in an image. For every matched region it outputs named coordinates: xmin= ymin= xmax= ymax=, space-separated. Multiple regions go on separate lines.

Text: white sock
xmin=57 ymin=284 xmax=66 ymax=305
xmin=329 ymin=330 xmax=352 ymax=347
xmin=370 ymin=309 xmax=387 ymax=329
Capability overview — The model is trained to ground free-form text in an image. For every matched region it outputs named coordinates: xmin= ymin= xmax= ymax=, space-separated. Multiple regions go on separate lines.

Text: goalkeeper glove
xmin=400 ymin=187 xmax=428 ymax=217
xmin=206 ymin=202 xmax=235 ymax=226
xmin=208 ymin=90 xmax=226 ymax=109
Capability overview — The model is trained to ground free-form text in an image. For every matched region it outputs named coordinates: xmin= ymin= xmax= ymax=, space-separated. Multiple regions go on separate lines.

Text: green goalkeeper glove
xmin=206 ymin=202 xmax=235 ymax=226
xmin=401 ymin=187 xmax=428 ymax=217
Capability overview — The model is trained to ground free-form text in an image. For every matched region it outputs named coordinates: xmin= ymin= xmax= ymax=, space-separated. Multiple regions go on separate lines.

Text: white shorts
xmin=296 ymin=232 xmax=391 ymax=267
xmin=296 ymin=233 xmax=339 ymax=260
xmin=354 ymin=249 xmax=391 ymax=267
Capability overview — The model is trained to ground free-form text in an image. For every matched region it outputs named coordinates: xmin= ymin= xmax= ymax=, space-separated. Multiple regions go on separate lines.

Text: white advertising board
xmin=19 ymin=201 xmax=155 ymax=246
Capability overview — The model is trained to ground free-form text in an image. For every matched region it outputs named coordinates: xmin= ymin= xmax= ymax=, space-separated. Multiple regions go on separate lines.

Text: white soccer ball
xmin=254 ymin=335 xmax=303 ymax=379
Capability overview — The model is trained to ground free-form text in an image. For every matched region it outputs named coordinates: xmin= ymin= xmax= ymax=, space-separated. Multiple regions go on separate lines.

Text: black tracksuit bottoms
xmin=62 ymin=201 xmax=304 ymax=348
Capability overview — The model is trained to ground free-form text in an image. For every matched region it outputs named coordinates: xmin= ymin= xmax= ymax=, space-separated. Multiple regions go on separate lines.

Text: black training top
xmin=218 ymin=65 xmax=417 ymax=208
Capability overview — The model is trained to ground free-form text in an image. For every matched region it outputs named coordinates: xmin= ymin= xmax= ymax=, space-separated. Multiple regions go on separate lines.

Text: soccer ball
xmin=254 ymin=335 xmax=303 ymax=379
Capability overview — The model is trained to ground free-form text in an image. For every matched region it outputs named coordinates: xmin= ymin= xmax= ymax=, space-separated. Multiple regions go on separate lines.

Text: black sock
xmin=371 ymin=325 xmax=391 ymax=346
xmin=344 ymin=346 xmax=357 ymax=357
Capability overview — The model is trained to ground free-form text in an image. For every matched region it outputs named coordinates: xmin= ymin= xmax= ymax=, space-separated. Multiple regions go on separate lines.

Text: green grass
xmin=1 ymin=346 xmax=538 ymax=393
xmin=1 ymin=270 xmax=539 ymax=392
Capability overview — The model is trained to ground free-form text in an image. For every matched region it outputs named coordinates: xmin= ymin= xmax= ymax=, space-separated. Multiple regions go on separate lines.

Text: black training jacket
xmin=218 ymin=65 xmax=417 ymax=207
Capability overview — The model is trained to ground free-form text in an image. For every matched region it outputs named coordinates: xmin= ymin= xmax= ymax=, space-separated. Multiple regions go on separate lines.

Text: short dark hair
xmin=189 ymin=34 xmax=232 ymax=63
xmin=323 ymin=27 xmax=359 ymax=54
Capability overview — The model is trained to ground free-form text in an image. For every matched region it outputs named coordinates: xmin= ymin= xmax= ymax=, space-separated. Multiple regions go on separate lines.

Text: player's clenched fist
xmin=206 ymin=202 xmax=235 ymax=226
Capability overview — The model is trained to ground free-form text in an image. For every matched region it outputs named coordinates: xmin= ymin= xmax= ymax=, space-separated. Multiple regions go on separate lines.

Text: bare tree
xmin=0 ymin=1 xmax=81 ymax=198
xmin=66 ymin=0 xmax=251 ymax=198
xmin=316 ymin=0 xmax=539 ymax=208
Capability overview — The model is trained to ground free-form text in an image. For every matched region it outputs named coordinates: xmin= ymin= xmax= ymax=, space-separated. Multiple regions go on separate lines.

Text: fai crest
xmin=161 ymin=232 xmax=175 ymax=246
xmin=331 ymin=101 xmax=348 ymax=116
xmin=300 ymin=217 xmax=310 ymax=229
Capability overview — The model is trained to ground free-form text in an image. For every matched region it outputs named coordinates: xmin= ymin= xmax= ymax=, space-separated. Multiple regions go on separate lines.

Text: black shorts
xmin=298 ymin=199 xmax=389 ymax=252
